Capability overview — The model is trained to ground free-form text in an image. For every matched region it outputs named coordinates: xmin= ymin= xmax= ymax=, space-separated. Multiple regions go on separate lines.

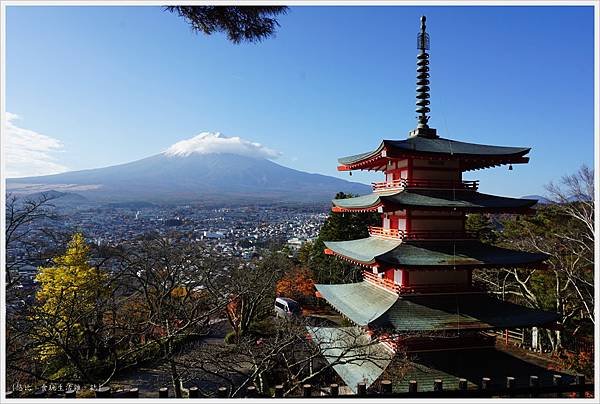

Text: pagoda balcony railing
xmin=363 ymin=270 xmax=476 ymax=296
xmin=363 ymin=271 xmax=401 ymax=293
xmin=371 ymin=179 xmax=479 ymax=192
xmin=368 ymin=226 xmax=476 ymax=240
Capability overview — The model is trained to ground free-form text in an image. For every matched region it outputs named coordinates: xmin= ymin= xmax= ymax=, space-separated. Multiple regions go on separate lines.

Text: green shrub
xmin=224 ymin=331 xmax=238 ymax=344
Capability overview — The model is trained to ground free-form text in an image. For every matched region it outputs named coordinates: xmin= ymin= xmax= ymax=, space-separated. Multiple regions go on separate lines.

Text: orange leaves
xmin=276 ymin=267 xmax=315 ymax=302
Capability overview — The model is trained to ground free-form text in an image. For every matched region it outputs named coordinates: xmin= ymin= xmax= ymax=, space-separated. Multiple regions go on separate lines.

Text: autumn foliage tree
xmin=276 ymin=266 xmax=315 ymax=304
xmin=32 ymin=232 xmax=110 ymax=382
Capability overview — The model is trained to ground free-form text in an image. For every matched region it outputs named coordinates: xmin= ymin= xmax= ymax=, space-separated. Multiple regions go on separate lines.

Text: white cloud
xmin=164 ymin=132 xmax=281 ymax=159
xmin=3 ymin=112 xmax=68 ymax=178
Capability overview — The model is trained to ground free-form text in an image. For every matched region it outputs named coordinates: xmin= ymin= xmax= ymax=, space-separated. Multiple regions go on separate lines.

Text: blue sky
xmin=4 ymin=5 xmax=595 ymax=197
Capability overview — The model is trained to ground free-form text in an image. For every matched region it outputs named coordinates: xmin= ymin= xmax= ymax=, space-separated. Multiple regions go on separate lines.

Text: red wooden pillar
xmin=401 ymin=270 xmax=410 ymax=287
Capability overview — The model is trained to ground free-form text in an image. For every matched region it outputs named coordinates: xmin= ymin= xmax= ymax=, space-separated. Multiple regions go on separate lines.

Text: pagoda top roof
xmin=315 ymin=282 xmax=559 ymax=332
xmin=332 ymin=189 xmax=537 ymax=213
xmin=324 ymin=237 xmax=548 ymax=269
xmin=337 ymin=137 xmax=531 ymax=171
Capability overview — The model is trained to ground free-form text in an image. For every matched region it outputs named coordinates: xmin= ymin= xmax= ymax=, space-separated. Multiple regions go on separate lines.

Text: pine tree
xmin=300 ymin=192 xmax=379 ymax=284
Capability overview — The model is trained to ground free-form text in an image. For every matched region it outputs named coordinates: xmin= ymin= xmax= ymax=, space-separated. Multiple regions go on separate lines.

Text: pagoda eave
xmin=316 ymin=282 xmax=560 ymax=332
xmin=337 ymin=138 xmax=531 ymax=172
xmin=324 ymin=248 xmax=379 ymax=269
xmin=461 ymin=156 xmax=530 ymax=172
xmin=331 ymin=190 xmax=539 ymax=213
xmin=331 ymin=204 xmax=536 ymax=215
xmin=324 ymin=237 xmax=549 ymax=270
xmin=332 ymin=205 xmax=382 ymax=213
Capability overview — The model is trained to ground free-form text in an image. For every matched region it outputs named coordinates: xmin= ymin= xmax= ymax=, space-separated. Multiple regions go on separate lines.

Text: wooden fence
xmin=485 ymin=328 xmax=594 ymax=354
xmin=5 ymin=374 xmax=593 ymax=399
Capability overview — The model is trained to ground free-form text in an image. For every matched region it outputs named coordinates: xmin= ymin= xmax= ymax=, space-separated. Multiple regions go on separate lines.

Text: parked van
xmin=274 ymin=297 xmax=301 ymax=319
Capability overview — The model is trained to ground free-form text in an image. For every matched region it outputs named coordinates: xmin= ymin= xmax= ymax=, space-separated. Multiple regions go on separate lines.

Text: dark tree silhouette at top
xmin=165 ymin=6 xmax=288 ymax=44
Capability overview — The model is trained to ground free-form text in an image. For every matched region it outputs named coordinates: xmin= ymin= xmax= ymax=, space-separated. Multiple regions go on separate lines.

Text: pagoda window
xmin=394 ymin=269 xmax=403 ymax=285
xmin=382 ymin=216 xmax=391 ymax=229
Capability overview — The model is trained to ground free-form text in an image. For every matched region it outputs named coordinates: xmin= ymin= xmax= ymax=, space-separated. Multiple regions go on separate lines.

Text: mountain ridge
xmin=7 ymin=152 xmax=371 ymax=205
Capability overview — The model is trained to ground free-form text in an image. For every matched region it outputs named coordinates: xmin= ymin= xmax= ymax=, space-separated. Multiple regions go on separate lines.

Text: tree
xmin=545 ymin=165 xmax=594 ymax=324
xmin=32 ymin=232 xmax=111 ymax=382
xmin=5 ymin=193 xmax=61 ymax=386
xmin=300 ymin=192 xmax=379 ymax=284
xmin=5 ymin=192 xmax=59 ymax=289
xmin=465 ymin=213 xmax=497 ymax=244
xmin=165 ymin=6 xmax=288 ymax=44
xmin=276 ymin=266 xmax=315 ymax=304
xmin=118 ymin=237 xmax=226 ymax=397
xmin=172 ymin=320 xmax=404 ymax=397
xmin=214 ymin=251 xmax=291 ymax=343
xmin=474 ymin=166 xmax=594 ymax=353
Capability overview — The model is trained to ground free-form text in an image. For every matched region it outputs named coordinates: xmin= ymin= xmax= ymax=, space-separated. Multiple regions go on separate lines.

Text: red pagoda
xmin=313 ymin=16 xmax=559 ymax=390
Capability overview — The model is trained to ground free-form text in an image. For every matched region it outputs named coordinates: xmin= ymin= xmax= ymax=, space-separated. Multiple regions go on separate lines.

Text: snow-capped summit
xmin=164 ymin=132 xmax=281 ymax=159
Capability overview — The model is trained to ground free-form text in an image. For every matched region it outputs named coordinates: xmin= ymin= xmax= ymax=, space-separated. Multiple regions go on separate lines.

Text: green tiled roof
xmin=338 ymin=137 xmax=530 ymax=165
xmin=373 ymin=293 xmax=560 ymax=331
xmin=333 ymin=193 xmax=382 ymax=209
xmin=315 ymin=282 xmax=398 ymax=325
xmin=377 ymin=240 xmax=548 ymax=268
xmin=316 ymin=282 xmax=559 ymax=332
xmin=332 ymin=190 xmax=537 ymax=211
xmin=324 ymin=237 xmax=401 ymax=265
xmin=325 ymin=237 xmax=548 ymax=268
xmin=306 ymin=326 xmax=393 ymax=393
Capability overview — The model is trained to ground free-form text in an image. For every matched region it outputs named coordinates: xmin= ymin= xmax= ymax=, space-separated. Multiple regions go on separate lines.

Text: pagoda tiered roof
xmin=331 ymin=189 xmax=537 ymax=213
xmin=324 ymin=237 xmax=548 ymax=269
xmin=306 ymin=329 xmax=574 ymax=393
xmin=337 ymin=137 xmax=530 ymax=172
xmin=315 ymin=282 xmax=559 ymax=332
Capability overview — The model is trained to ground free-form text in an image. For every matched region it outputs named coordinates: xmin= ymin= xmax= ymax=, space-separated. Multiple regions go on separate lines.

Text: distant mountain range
xmin=520 ymin=195 xmax=551 ymax=204
xmin=6 ymin=151 xmax=371 ymax=206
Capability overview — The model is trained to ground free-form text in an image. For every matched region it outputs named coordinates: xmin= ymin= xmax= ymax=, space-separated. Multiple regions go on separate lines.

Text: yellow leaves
xmin=34 ymin=233 xmax=107 ymax=359
xmin=36 ymin=232 xmax=105 ymax=304
xmin=171 ymin=287 xmax=189 ymax=298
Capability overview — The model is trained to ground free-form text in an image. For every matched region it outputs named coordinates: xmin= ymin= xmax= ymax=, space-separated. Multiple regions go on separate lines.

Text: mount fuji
xmin=6 ymin=133 xmax=370 ymax=205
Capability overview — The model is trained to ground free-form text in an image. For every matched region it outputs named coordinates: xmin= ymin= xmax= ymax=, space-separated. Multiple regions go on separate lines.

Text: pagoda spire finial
xmin=410 ymin=15 xmax=438 ymax=139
